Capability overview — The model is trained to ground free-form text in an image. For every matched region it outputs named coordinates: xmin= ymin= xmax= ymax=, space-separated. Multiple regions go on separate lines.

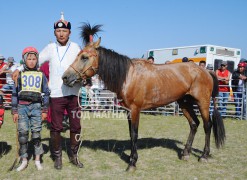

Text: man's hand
xmin=13 ymin=114 xmax=19 ymax=123
xmin=12 ymin=69 xmax=20 ymax=86
xmin=42 ymin=113 xmax=47 ymax=121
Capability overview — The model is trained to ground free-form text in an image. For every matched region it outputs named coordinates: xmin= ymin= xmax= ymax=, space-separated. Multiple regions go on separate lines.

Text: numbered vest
xmin=19 ymin=71 xmax=43 ymax=102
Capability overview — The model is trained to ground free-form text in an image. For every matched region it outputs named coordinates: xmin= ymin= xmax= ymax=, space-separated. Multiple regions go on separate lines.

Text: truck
xmin=146 ymin=44 xmax=241 ymax=73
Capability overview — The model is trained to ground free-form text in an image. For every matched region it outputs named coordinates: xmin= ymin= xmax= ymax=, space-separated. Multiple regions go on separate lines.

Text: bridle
xmin=70 ymin=49 xmax=98 ymax=80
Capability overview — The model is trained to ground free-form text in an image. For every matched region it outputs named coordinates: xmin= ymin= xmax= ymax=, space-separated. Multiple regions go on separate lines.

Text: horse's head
xmin=62 ymin=38 xmax=101 ymax=87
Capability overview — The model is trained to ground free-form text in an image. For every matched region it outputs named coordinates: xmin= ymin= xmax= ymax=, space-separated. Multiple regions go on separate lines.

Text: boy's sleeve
xmin=41 ymin=73 xmax=50 ymax=113
xmin=11 ymin=77 xmax=19 ymax=114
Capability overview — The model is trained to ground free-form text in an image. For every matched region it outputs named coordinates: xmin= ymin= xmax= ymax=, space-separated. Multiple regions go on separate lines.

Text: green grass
xmin=0 ymin=110 xmax=247 ymax=179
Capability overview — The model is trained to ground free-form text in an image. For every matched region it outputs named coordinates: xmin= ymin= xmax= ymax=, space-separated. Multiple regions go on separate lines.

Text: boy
xmin=12 ymin=47 xmax=50 ymax=171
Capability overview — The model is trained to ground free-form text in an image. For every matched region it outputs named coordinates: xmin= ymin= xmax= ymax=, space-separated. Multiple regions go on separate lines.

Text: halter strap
xmin=70 ymin=61 xmax=98 ymax=79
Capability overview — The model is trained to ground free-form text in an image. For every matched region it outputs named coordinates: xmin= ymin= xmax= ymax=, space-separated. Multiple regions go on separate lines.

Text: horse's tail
xmin=209 ymin=71 xmax=226 ymax=149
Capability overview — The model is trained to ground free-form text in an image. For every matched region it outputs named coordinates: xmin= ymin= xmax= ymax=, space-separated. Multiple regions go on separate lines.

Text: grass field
xmin=0 ymin=110 xmax=247 ymax=179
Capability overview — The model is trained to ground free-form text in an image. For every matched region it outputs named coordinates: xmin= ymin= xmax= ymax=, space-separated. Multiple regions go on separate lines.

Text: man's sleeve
xmin=41 ymin=73 xmax=50 ymax=113
xmin=39 ymin=44 xmax=51 ymax=66
xmin=17 ymin=65 xmax=24 ymax=71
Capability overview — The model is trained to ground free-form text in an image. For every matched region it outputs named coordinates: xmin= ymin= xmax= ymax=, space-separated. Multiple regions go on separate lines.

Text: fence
xmin=2 ymin=79 xmax=247 ymax=120
xmin=80 ymin=84 xmax=247 ymax=120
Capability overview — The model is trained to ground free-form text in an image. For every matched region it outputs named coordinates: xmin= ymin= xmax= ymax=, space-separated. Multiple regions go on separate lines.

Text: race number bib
xmin=21 ymin=72 xmax=43 ymax=93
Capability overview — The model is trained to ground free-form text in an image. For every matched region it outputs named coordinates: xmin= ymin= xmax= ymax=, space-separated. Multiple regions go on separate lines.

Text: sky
xmin=0 ymin=0 xmax=247 ymax=62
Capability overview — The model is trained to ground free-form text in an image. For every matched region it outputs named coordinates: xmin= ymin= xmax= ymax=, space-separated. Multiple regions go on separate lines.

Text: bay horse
xmin=62 ymin=38 xmax=225 ymax=171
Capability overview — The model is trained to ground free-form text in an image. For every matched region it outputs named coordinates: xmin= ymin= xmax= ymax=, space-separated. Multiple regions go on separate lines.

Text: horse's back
xmin=122 ymin=61 xmax=213 ymax=109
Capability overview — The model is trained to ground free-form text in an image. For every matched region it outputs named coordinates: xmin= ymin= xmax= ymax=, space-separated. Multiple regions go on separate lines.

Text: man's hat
xmin=7 ymin=57 xmax=14 ymax=63
xmin=221 ymin=61 xmax=227 ymax=65
xmin=0 ymin=55 xmax=5 ymax=60
xmin=54 ymin=12 xmax=71 ymax=30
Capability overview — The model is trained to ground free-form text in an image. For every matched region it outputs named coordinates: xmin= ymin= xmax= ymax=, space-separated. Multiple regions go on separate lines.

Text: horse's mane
xmin=97 ymin=47 xmax=132 ymax=94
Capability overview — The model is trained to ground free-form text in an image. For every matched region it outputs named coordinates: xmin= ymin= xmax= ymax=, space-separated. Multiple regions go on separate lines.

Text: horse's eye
xmin=81 ymin=56 xmax=88 ymax=62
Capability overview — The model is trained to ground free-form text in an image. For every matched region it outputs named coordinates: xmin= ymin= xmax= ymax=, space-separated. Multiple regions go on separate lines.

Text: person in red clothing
xmin=0 ymin=55 xmax=7 ymax=89
xmin=216 ymin=61 xmax=231 ymax=116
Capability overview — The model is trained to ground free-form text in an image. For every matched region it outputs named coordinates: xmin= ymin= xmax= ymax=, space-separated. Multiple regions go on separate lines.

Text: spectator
xmin=189 ymin=59 xmax=194 ymax=62
xmin=0 ymin=55 xmax=7 ymax=89
xmin=12 ymin=47 xmax=50 ymax=171
xmin=0 ymin=57 xmax=17 ymax=107
xmin=231 ymin=62 xmax=247 ymax=118
xmin=199 ymin=60 xmax=206 ymax=69
xmin=216 ymin=61 xmax=231 ymax=116
xmin=182 ymin=57 xmax=188 ymax=62
xmin=12 ymin=13 xmax=83 ymax=169
xmin=0 ymin=95 xmax=4 ymax=128
xmin=147 ymin=56 xmax=154 ymax=64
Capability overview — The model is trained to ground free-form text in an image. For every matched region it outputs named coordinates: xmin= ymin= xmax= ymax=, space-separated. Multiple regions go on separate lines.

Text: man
xmin=0 ymin=57 xmax=17 ymax=107
xmin=13 ymin=13 xmax=83 ymax=170
xmin=231 ymin=62 xmax=247 ymax=118
xmin=147 ymin=56 xmax=154 ymax=64
xmin=0 ymin=55 xmax=7 ymax=89
xmin=199 ymin=60 xmax=206 ymax=69
xmin=216 ymin=61 xmax=231 ymax=116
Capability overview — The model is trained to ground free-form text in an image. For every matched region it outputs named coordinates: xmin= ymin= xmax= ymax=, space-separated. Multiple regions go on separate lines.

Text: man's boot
xmin=50 ymin=132 xmax=62 ymax=170
xmin=70 ymin=132 xmax=83 ymax=168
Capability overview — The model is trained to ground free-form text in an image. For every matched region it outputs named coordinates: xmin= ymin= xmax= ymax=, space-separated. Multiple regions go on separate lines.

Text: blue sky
xmin=0 ymin=0 xmax=247 ymax=62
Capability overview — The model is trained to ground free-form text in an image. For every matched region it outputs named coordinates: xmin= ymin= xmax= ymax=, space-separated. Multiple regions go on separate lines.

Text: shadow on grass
xmin=41 ymin=135 xmax=203 ymax=164
xmin=0 ymin=141 xmax=12 ymax=158
xmin=79 ymin=138 xmax=203 ymax=164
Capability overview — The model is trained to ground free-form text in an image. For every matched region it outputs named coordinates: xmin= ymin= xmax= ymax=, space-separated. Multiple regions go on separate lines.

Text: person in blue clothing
xmin=12 ymin=47 xmax=50 ymax=171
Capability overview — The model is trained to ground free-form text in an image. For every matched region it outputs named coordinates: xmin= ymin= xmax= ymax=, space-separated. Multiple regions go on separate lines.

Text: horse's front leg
xmin=126 ymin=108 xmax=140 ymax=172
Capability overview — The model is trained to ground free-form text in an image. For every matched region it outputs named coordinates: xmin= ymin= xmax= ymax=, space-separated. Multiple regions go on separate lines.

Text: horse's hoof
xmin=199 ymin=157 xmax=208 ymax=163
xmin=182 ymin=155 xmax=190 ymax=161
xmin=126 ymin=165 xmax=136 ymax=172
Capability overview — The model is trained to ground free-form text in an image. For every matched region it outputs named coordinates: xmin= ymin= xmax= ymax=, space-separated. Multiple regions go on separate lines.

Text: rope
xmin=73 ymin=87 xmax=131 ymax=163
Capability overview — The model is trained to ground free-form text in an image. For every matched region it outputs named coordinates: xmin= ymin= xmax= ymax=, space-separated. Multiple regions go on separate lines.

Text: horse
xmin=62 ymin=38 xmax=225 ymax=171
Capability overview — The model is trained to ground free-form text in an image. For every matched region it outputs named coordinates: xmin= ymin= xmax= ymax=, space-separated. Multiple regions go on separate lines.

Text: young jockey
xmin=12 ymin=47 xmax=50 ymax=171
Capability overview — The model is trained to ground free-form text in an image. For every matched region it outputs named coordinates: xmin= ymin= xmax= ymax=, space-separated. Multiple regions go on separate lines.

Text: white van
xmin=147 ymin=45 xmax=241 ymax=73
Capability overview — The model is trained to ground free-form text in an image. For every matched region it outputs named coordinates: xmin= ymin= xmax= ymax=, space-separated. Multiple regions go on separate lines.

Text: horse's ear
xmin=94 ymin=37 xmax=101 ymax=48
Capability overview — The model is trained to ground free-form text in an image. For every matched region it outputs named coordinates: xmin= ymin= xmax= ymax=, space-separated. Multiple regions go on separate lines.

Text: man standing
xmin=231 ymin=62 xmax=247 ymax=118
xmin=216 ymin=61 xmax=231 ymax=116
xmin=13 ymin=13 xmax=83 ymax=170
xmin=0 ymin=55 xmax=7 ymax=89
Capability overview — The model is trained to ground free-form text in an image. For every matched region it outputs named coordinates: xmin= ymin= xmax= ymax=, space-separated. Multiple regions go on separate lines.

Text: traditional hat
xmin=54 ymin=12 xmax=71 ymax=30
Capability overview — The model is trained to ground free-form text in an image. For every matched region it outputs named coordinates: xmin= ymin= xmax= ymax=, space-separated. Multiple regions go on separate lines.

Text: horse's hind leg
xmin=197 ymin=102 xmax=212 ymax=162
xmin=178 ymin=97 xmax=200 ymax=160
